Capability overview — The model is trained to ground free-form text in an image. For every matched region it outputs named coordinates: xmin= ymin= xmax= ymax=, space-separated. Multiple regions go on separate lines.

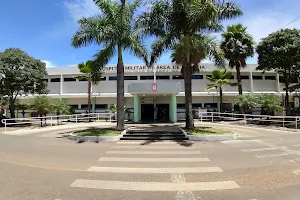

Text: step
xmin=124 ymin=133 xmax=185 ymax=137
xmin=126 ymin=130 xmax=182 ymax=134
xmin=122 ymin=134 xmax=186 ymax=138
xmin=120 ymin=137 xmax=188 ymax=140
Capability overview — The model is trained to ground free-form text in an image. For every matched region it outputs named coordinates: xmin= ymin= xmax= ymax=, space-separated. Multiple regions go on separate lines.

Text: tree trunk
xmin=220 ymin=86 xmax=224 ymax=113
xmin=116 ymin=45 xmax=125 ymax=131
xmin=236 ymin=66 xmax=242 ymax=95
xmin=285 ymin=86 xmax=290 ymax=116
xmin=9 ymin=98 xmax=16 ymax=119
xmin=88 ymin=80 xmax=92 ymax=113
xmin=183 ymin=63 xmax=194 ymax=130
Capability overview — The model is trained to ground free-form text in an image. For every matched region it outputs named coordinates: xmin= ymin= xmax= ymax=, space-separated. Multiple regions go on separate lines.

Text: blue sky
xmin=0 ymin=0 xmax=300 ymax=68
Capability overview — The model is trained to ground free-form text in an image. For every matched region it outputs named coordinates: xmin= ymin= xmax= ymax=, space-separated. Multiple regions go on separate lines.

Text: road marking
xmin=106 ymin=151 xmax=201 ymax=155
xmin=171 ymin=173 xmax=196 ymax=200
xmin=99 ymin=157 xmax=210 ymax=162
xmin=242 ymin=147 xmax=277 ymax=152
xmin=70 ymin=179 xmax=241 ymax=191
xmin=293 ymin=144 xmax=300 ymax=147
xmin=117 ymin=141 xmax=189 ymax=144
xmin=0 ymin=158 xmax=86 ymax=172
xmin=112 ymin=146 xmax=198 ymax=149
xmin=87 ymin=166 xmax=223 ymax=173
xmin=255 ymin=153 xmax=293 ymax=158
xmin=253 ymin=140 xmax=300 ymax=155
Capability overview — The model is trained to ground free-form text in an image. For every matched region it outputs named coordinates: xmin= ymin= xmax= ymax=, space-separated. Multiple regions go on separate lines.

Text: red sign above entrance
xmin=152 ymin=83 xmax=158 ymax=91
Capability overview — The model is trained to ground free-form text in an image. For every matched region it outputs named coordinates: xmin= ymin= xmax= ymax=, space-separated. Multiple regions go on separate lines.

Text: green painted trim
xmin=134 ymin=94 xmax=140 ymax=122
xmin=169 ymin=94 xmax=177 ymax=123
xmin=217 ymin=95 xmax=220 ymax=112
xmin=92 ymin=97 xmax=96 ymax=113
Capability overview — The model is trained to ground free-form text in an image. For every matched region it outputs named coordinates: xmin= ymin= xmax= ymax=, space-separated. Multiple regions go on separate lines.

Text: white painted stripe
xmin=242 ymin=148 xmax=277 ymax=152
xmin=71 ymin=179 xmax=241 ymax=191
xmin=99 ymin=157 xmax=210 ymax=162
xmin=293 ymin=144 xmax=300 ymax=147
xmin=255 ymin=153 xmax=293 ymax=158
xmin=117 ymin=141 xmax=185 ymax=144
xmin=113 ymin=146 xmax=198 ymax=149
xmin=106 ymin=151 xmax=201 ymax=155
xmin=171 ymin=173 xmax=196 ymax=200
xmin=87 ymin=166 xmax=223 ymax=173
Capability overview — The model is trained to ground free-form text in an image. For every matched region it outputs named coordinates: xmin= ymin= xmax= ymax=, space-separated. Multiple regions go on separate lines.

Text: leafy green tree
xmin=256 ymin=29 xmax=300 ymax=115
xmin=138 ymin=0 xmax=242 ymax=129
xmin=15 ymin=102 xmax=29 ymax=118
xmin=72 ymin=0 xmax=148 ymax=130
xmin=220 ymin=24 xmax=254 ymax=94
xmin=75 ymin=60 xmax=102 ymax=113
xmin=258 ymin=94 xmax=281 ymax=116
xmin=0 ymin=48 xmax=48 ymax=118
xmin=206 ymin=70 xmax=237 ymax=112
xmin=52 ymin=101 xmax=70 ymax=125
xmin=30 ymin=96 xmax=53 ymax=127
xmin=235 ymin=94 xmax=259 ymax=114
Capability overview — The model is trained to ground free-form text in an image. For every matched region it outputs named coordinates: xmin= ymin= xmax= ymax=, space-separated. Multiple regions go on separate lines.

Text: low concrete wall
xmin=180 ymin=128 xmax=238 ymax=141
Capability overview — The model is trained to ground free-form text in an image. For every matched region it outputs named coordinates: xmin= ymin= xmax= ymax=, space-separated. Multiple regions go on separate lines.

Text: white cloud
xmin=42 ymin=60 xmax=57 ymax=68
xmin=64 ymin=0 xmax=100 ymax=22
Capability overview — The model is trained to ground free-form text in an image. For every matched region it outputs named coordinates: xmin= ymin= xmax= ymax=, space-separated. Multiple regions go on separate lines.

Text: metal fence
xmin=2 ymin=112 xmax=115 ymax=132
xmin=198 ymin=111 xmax=300 ymax=130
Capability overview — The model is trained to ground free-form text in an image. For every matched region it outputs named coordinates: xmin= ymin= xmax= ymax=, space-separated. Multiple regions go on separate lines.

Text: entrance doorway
xmin=157 ymin=104 xmax=169 ymax=122
xmin=141 ymin=104 xmax=154 ymax=122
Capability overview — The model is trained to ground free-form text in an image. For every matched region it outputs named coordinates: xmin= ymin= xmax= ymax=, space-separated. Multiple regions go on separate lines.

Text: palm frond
xmin=216 ymin=1 xmax=243 ymax=21
xmin=125 ymin=35 xmax=149 ymax=66
xmin=93 ymin=43 xmax=116 ymax=75
xmin=93 ymin=0 xmax=116 ymax=23
xmin=151 ymin=34 xmax=175 ymax=65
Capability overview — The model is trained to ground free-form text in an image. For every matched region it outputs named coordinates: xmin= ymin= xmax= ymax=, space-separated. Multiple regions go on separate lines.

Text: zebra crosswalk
xmin=67 ymin=141 xmax=241 ymax=199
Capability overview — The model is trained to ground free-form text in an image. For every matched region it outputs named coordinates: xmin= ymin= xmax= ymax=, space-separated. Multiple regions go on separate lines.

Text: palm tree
xmin=220 ymin=24 xmax=254 ymax=95
xmin=75 ymin=61 xmax=102 ymax=114
xmin=137 ymin=0 xmax=242 ymax=129
xmin=30 ymin=95 xmax=53 ymax=127
xmin=206 ymin=70 xmax=237 ymax=113
xmin=72 ymin=0 xmax=148 ymax=131
xmin=53 ymin=101 xmax=70 ymax=125
xmin=171 ymin=34 xmax=225 ymax=126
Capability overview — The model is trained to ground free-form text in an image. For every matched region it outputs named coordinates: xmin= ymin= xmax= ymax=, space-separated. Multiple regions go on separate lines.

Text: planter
xmin=67 ymin=130 xmax=126 ymax=143
xmin=180 ymin=128 xmax=238 ymax=141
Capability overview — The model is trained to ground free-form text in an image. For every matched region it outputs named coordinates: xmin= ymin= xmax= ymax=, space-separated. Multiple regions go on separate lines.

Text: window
xmin=109 ymin=76 xmax=117 ymax=81
xmin=140 ymin=76 xmax=154 ymax=80
xmin=204 ymin=103 xmax=217 ymax=108
xmin=42 ymin=79 xmax=48 ymax=82
xmin=206 ymin=75 xmax=212 ymax=78
xmin=192 ymin=75 xmax=203 ymax=79
xmin=157 ymin=76 xmax=170 ymax=80
xmin=124 ymin=76 xmax=138 ymax=80
xmin=230 ymin=75 xmax=235 ymax=79
xmin=177 ymin=104 xmax=185 ymax=108
xmin=265 ymin=76 xmax=276 ymax=80
xmin=192 ymin=104 xmax=202 ymax=108
xmin=280 ymin=75 xmax=298 ymax=83
xmin=95 ymin=104 xmax=107 ymax=109
xmin=172 ymin=75 xmax=183 ymax=79
xmin=64 ymin=78 xmax=76 ymax=82
xmin=50 ymin=78 xmax=60 ymax=82
xmin=252 ymin=76 xmax=263 ymax=80
xmin=69 ymin=105 xmax=78 ymax=109
xmin=79 ymin=77 xmax=88 ymax=82
xmin=241 ymin=76 xmax=249 ymax=79
xmin=81 ymin=104 xmax=88 ymax=109
xmin=100 ymin=77 xmax=106 ymax=81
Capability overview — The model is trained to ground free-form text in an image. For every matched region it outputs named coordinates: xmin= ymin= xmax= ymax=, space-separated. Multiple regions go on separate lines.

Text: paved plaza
xmin=1 ymin=123 xmax=300 ymax=199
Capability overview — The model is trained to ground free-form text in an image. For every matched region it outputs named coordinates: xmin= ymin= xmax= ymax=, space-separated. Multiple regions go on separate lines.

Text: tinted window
xmin=64 ymin=78 xmax=76 ymax=82
xmin=69 ymin=105 xmax=78 ymax=109
xmin=192 ymin=104 xmax=202 ymax=108
xmin=81 ymin=104 xmax=88 ymax=109
xmin=157 ymin=76 xmax=170 ymax=80
xmin=50 ymin=78 xmax=60 ymax=82
xmin=95 ymin=104 xmax=107 ymax=109
xmin=265 ymin=76 xmax=276 ymax=80
xmin=177 ymin=104 xmax=185 ymax=108
xmin=204 ymin=103 xmax=217 ymax=108
xmin=192 ymin=75 xmax=203 ymax=79
xmin=140 ymin=76 xmax=154 ymax=80
xmin=252 ymin=76 xmax=263 ymax=80
xmin=172 ymin=75 xmax=183 ymax=79
xmin=206 ymin=75 xmax=212 ymax=78
xmin=230 ymin=75 xmax=234 ymax=79
xmin=241 ymin=76 xmax=249 ymax=79
xmin=79 ymin=77 xmax=88 ymax=82
xmin=109 ymin=76 xmax=117 ymax=81
xmin=124 ymin=76 xmax=138 ymax=80
xmin=42 ymin=79 xmax=48 ymax=82
xmin=100 ymin=77 xmax=106 ymax=81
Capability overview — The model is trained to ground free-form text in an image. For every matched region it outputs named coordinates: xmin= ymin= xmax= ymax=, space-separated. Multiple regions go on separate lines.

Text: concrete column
xmin=276 ymin=74 xmax=280 ymax=93
xmin=249 ymin=71 xmax=254 ymax=93
xmin=60 ymin=74 xmax=63 ymax=95
xmin=134 ymin=94 xmax=140 ymax=122
xmin=169 ymin=94 xmax=177 ymax=123
xmin=92 ymin=97 xmax=96 ymax=113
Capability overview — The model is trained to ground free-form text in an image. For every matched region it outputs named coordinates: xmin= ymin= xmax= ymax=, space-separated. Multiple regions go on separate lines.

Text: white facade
xmin=17 ymin=64 xmax=291 ymax=121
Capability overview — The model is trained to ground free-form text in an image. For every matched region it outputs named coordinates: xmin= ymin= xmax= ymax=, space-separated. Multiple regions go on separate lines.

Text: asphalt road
xmin=1 ymin=123 xmax=300 ymax=200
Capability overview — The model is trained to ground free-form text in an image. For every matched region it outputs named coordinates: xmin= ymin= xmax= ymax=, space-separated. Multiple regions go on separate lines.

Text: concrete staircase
xmin=121 ymin=128 xmax=188 ymax=141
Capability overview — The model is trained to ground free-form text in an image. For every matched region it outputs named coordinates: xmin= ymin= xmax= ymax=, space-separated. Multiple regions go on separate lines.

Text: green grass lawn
xmin=74 ymin=128 xmax=121 ymax=136
xmin=185 ymin=127 xmax=232 ymax=136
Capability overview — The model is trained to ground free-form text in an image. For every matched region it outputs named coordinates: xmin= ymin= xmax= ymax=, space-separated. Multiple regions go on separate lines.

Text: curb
xmin=67 ymin=130 xmax=126 ymax=143
xmin=179 ymin=128 xmax=238 ymax=141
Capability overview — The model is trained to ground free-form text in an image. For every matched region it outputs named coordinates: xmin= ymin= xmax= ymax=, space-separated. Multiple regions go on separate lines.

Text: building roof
xmin=46 ymin=63 xmax=273 ymax=76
